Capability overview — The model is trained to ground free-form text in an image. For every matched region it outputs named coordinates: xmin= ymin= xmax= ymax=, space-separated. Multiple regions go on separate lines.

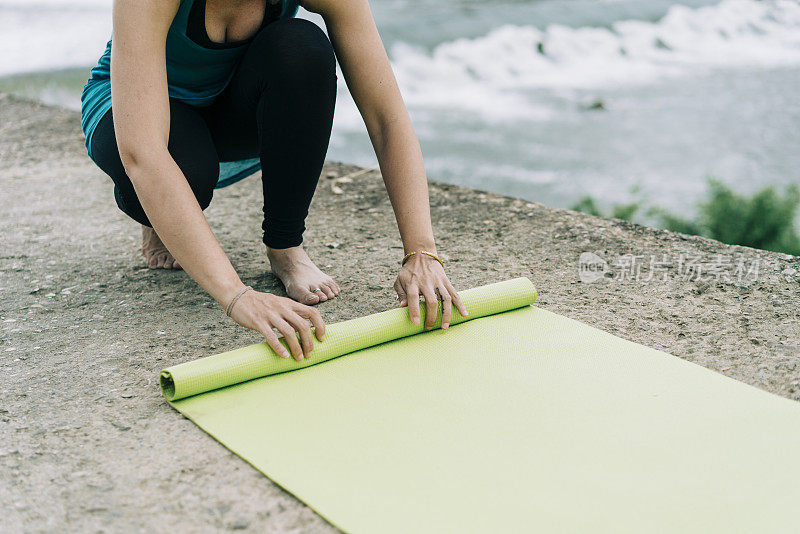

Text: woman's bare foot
xmin=141 ymin=225 xmax=182 ymax=270
xmin=267 ymin=245 xmax=339 ymax=305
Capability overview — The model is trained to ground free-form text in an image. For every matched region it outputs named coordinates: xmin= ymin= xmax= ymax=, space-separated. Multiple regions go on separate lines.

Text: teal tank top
xmin=80 ymin=0 xmax=300 ymax=189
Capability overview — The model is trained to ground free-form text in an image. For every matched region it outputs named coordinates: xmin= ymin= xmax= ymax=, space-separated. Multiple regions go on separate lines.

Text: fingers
xmin=398 ymin=277 xmax=461 ymax=329
xmin=421 ymin=286 xmax=438 ymax=330
xmin=394 ymin=279 xmax=408 ymax=308
xmin=257 ymin=324 xmax=292 ymax=360
xmin=406 ymin=285 xmax=421 ymax=325
xmin=286 ymin=313 xmax=314 ymax=357
xmin=280 ymin=305 xmax=327 ymax=359
xmin=438 ymin=286 xmax=452 ymax=329
xmin=231 ymin=291 xmax=329 ymax=361
xmin=272 ymin=317 xmax=305 ymax=361
xmin=297 ymin=304 xmax=326 ymax=341
xmin=444 ymin=279 xmax=468 ymax=317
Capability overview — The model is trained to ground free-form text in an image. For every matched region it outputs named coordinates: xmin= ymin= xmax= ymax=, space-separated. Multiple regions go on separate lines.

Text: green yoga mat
xmin=162 ymin=277 xmax=800 ymax=533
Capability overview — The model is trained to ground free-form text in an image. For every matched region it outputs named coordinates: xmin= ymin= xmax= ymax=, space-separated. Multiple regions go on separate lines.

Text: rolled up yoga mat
xmin=161 ymin=277 xmax=800 ymax=533
xmin=161 ymin=277 xmax=537 ymax=401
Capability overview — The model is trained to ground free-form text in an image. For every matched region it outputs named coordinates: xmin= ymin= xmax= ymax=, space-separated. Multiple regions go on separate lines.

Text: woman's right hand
xmin=228 ymin=290 xmax=326 ymax=361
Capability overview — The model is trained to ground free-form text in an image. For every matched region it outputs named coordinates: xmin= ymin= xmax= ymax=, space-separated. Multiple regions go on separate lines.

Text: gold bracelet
xmin=225 ymin=286 xmax=253 ymax=317
xmin=401 ymin=250 xmax=444 ymax=268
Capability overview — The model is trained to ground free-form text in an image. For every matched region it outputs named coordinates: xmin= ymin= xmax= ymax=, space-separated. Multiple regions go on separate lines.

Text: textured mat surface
xmin=162 ymin=278 xmax=800 ymax=533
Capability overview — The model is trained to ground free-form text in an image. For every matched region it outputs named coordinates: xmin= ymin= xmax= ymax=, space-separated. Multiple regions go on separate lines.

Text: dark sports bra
xmin=186 ymin=0 xmax=283 ymax=49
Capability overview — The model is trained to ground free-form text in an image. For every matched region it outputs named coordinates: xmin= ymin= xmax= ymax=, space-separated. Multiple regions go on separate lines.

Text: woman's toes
xmin=327 ymin=279 xmax=340 ymax=295
xmin=291 ymin=286 xmax=320 ymax=304
xmin=172 ymin=259 xmax=182 ymax=270
xmin=323 ymin=280 xmax=339 ymax=297
xmin=321 ymin=284 xmax=335 ymax=299
xmin=314 ymin=287 xmax=329 ymax=302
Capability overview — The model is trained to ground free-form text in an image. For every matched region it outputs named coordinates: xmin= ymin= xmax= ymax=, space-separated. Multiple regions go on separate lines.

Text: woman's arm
xmin=303 ymin=0 xmax=468 ymax=329
xmin=110 ymin=0 xmax=324 ymax=360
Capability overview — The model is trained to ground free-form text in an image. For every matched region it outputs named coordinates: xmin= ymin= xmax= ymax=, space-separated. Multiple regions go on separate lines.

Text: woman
xmin=81 ymin=0 xmax=467 ymax=362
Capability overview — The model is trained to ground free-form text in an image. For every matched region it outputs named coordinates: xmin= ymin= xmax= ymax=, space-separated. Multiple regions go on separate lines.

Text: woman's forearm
xmin=125 ymin=148 xmax=244 ymax=306
xmin=371 ymin=118 xmax=437 ymax=254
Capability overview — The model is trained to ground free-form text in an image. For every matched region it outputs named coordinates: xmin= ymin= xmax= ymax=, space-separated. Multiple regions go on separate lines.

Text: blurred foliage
xmin=610 ymin=202 xmax=640 ymax=221
xmin=570 ymin=196 xmax=641 ymax=222
xmin=570 ymin=179 xmax=800 ymax=255
xmin=646 ymin=209 xmax=704 ymax=237
xmin=570 ymin=196 xmax=602 ymax=217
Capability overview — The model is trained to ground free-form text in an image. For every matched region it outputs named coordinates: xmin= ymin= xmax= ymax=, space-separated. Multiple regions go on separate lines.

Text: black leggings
xmin=90 ymin=18 xmax=337 ymax=249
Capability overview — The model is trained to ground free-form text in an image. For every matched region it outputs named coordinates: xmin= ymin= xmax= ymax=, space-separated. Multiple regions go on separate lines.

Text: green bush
xmin=570 ymin=196 xmax=602 ymax=217
xmin=570 ymin=196 xmax=640 ymax=221
xmin=610 ymin=202 xmax=640 ymax=221
xmin=570 ymin=179 xmax=800 ymax=255
xmin=646 ymin=209 xmax=704 ymax=237
xmin=691 ymin=180 xmax=800 ymax=255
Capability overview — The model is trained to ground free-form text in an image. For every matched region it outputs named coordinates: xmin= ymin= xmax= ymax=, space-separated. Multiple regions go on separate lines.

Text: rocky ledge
xmin=1 ymin=93 xmax=798 ymax=532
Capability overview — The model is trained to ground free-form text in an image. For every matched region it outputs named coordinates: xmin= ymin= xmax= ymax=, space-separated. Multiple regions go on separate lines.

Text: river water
xmin=2 ymin=0 xmax=798 ymax=219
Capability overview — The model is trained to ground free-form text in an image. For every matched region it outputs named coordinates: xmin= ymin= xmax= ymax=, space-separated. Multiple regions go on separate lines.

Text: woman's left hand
xmin=394 ymin=253 xmax=468 ymax=330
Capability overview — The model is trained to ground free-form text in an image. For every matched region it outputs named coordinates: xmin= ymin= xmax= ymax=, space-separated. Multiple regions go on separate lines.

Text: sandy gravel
xmin=1 ymin=93 xmax=799 ymax=532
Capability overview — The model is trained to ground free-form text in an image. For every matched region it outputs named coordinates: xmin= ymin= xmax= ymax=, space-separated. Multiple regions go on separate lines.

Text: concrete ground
xmin=1 ymin=94 xmax=799 ymax=532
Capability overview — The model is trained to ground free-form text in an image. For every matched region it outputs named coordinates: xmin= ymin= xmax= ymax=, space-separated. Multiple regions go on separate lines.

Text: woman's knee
xmin=250 ymin=18 xmax=337 ymax=85
xmin=166 ymin=101 xmax=220 ymax=209
xmin=92 ymin=103 xmax=219 ymax=222
xmin=171 ymin=151 xmax=219 ymax=210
